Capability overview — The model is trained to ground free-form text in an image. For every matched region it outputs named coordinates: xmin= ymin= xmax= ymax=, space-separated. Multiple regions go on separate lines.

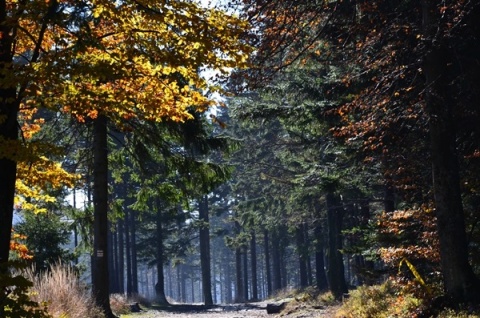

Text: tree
xmin=0 ymin=0 xmax=250 ymax=314
xmin=421 ymin=0 xmax=480 ymax=303
xmin=234 ymin=0 xmax=480 ymax=305
xmin=15 ymin=210 xmax=74 ymax=272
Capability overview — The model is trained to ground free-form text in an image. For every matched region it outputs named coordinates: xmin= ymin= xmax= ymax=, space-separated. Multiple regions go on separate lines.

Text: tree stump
xmin=266 ymin=302 xmax=286 ymax=314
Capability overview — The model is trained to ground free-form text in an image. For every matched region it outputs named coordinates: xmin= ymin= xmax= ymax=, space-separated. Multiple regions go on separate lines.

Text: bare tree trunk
xmin=296 ymin=224 xmax=308 ymax=289
xmin=224 ymin=255 xmax=232 ymax=303
xmin=131 ymin=208 xmax=138 ymax=294
xmin=199 ymin=195 xmax=213 ymax=305
xmin=125 ymin=206 xmax=133 ymax=295
xmin=250 ymin=231 xmax=258 ymax=300
xmin=263 ymin=229 xmax=273 ymax=297
xmin=0 ymin=16 xmax=18 ymax=316
xmin=235 ymin=247 xmax=245 ymax=302
xmin=155 ymin=204 xmax=169 ymax=304
xmin=118 ymin=217 xmax=125 ymax=293
xmin=272 ymin=230 xmax=282 ymax=293
xmin=242 ymin=246 xmax=249 ymax=301
xmin=422 ymin=1 xmax=480 ymax=303
xmin=326 ymin=191 xmax=348 ymax=300
xmin=92 ymin=114 xmax=116 ymax=317
xmin=108 ymin=223 xmax=118 ymax=293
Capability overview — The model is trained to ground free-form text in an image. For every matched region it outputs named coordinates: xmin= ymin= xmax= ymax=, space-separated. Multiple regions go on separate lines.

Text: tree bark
xmin=224 ymin=253 xmax=232 ymax=303
xmin=125 ymin=206 xmax=133 ymax=296
xmin=92 ymin=114 xmax=116 ymax=318
xmin=263 ymin=230 xmax=273 ymax=297
xmin=108 ymin=223 xmax=118 ymax=293
xmin=235 ymin=247 xmax=245 ymax=302
xmin=272 ymin=230 xmax=282 ymax=293
xmin=0 ymin=0 xmax=17 ymax=271
xmin=242 ymin=246 xmax=249 ymax=301
xmin=155 ymin=202 xmax=169 ymax=304
xmin=326 ymin=191 xmax=348 ymax=300
xmin=296 ymin=224 xmax=308 ymax=288
xmin=118 ymin=216 xmax=125 ymax=293
xmin=422 ymin=1 xmax=480 ymax=303
xmin=314 ymin=199 xmax=328 ymax=290
xmin=130 ymin=206 xmax=138 ymax=294
xmin=250 ymin=231 xmax=258 ymax=300
xmin=199 ymin=195 xmax=213 ymax=305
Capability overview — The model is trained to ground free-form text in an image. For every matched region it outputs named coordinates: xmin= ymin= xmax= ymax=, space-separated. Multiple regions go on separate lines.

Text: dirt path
xmin=122 ymin=302 xmax=339 ymax=318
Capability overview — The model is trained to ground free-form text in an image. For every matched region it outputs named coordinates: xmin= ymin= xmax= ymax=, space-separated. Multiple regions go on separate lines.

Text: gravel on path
xmin=121 ymin=301 xmax=340 ymax=318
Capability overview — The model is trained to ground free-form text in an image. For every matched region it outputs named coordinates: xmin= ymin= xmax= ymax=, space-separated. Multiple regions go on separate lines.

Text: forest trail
xmin=121 ymin=302 xmax=339 ymax=318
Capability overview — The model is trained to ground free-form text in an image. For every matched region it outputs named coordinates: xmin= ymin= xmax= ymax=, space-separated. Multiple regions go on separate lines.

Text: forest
xmin=1 ymin=0 xmax=480 ymax=317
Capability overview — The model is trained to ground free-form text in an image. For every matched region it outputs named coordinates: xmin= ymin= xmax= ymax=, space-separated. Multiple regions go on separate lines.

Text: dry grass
xmin=110 ymin=293 xmax=132 ymax=315
xmin=336 ymin=280 xmax=423 ymax=318
xmin=24 ymin=264 xmax=103 ymax=318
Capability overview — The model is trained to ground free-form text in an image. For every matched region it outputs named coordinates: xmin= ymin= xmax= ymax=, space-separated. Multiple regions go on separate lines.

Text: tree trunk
xmin=118 ymin=217 xmax=125 ymax=293
xmin=422 ymin=1 xmax=480 ymax=303
xmin=250 ymin=231 xmax=258 ymax=300
xmin=0 ymin=95 xmax=18 ymax=316
xmin=235 ymin=247 xmax=245 ymax=302
xmin=296 ymin=224 xmax=308 ymax=289
xmin=242 ymin=246 xmax=249 ymax=301
xmin=0 ymin=18 xmax=18 ymax=318
xmin=326 ymin=191 xmax=348 ymax=300
xmin=92 ymin=114 xmax=116 ymax=318
xmin=125 ymin=206 xmax=133 ymax=296
xmin=224 ymin=255 xmax=232 ymax=303
xmin=108 ymin=223 xmax=118 ymax=293
xmin=130 ymin=207 xmax=138 ymax=294
xmin=272 ymin=230 xmax=282 ymax=293
xmin=155 ymin=203 xmax=169 ymax=304
xmin=263 ymin=230 xmax=273 ymax=297
xmin=313 ymin=199 xmax=328 ymax=291
xmin=199 ymin=195 xmax=213 ymax=305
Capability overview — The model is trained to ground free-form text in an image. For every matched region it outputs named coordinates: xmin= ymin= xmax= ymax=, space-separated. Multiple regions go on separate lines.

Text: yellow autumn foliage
xmin=1 ymin=0 xmax=251 ymax=212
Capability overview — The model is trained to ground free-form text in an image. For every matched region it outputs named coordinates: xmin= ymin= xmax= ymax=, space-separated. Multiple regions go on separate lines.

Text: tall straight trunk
xmin=108 ymin=224 xmax=117 ymax=293
xmin=250 ymin=231 xmax=258 ymax=300
xmin=180 ymin=264 xmax=186 ymax=302
xmin=422 ymin=1 xmax=480 ymax=303
xmin=92 ymin=115 xmax=115 ymax=317
xmin=296 ymin=224 xmax=308 ymax=288
xmin=212 ymin=241 xmax=217 ymax=304
xmin=271 ymin=230 xmax=282 ymax=293
xmin=155 ymin=204 xmax=168 ymax=304
xmin=315 ymin=245 xmax=328 ymax=291
xmin=0 ymin=19 xmax=18 ymax=315
xmin=224 ymin=257 xmax=232 ymax=303
xmin=242 ymin=246 xmax=249 ymax=301
xmin=235 ymin=247 xmax=245 ymax=302
xmin=199 ymin=195 xmax=213 ymax=305
xmin=326 ymin=191 xmax=348 ymax=300
xmin=314 ymin=199 xmax=328 ymax=290
xmin=118 ymin=217 xmax=125 ymax=293
xmin=305 ymin=224 xmax=312 ymax=286
xmin=263 ymin=230 xmax=272 ymax=297
xmin=130 ymin=207 xmax=138 ymax=294
xmin=124 ymin=207 xmax=133 ymax=295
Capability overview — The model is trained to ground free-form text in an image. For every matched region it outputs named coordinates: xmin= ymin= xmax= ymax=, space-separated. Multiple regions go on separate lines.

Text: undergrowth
xmin=337 ymin=280 xmax=423 ymax=318
xmin=336 ymin=279 xmax=480 ymax=318
xmin=25 ymin=264 xmax=103 ymax=318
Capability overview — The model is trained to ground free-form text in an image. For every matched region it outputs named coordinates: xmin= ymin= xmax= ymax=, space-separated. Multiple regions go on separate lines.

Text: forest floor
xmin=120 ymin=300 xmax=341 ymax=318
